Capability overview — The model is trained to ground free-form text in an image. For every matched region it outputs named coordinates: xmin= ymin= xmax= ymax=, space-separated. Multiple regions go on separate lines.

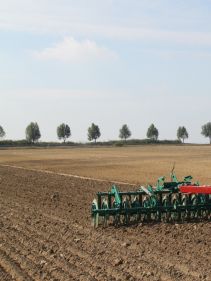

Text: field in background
xmin=0 ymin=145 xmax=211 ymax=184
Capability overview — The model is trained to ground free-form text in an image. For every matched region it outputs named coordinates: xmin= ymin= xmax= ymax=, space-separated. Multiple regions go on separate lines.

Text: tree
xmin=177 ymin=126 xmax=188 ymax=143
xmin=201 ymin=122 xmax=211 ymax=144
xmin=0 ymin=126 xmax=5 ymax=138
xmin=147 ymin=124 xmax=159 ymax=140
xmin=87 ymin=123 xmax=101 ymax=143
xmin=57 ymin=123 xmax=71 ymax=143
xmin=119 ymin=124 xmax=131 ymax=142
xmin=25 ymin=122 xmax=41 ymax=143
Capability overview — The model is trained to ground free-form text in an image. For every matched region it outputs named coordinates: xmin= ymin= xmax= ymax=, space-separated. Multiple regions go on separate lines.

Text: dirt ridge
xmin=0 ymin=165 xmax=210 ymax=281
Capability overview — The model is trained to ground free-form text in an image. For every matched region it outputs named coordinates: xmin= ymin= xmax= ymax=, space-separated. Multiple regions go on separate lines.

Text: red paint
xmin=180 ymin=185 xmax=211 ymax=194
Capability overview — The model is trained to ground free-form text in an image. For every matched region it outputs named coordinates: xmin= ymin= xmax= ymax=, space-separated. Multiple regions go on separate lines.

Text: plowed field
xmin=0 ymin=163 xmax=210 ymax=281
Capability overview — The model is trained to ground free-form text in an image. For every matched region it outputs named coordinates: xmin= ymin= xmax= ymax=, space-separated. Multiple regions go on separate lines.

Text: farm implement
xmin=91 ymin=169 xmax=211 ymax=227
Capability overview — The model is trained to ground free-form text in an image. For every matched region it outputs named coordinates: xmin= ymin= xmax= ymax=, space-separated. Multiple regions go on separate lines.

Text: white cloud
xmin=1 ymin=0 xmax=211 ymax=47
xmin=32 ymin=37 xmax=117 ymax=62
xmin=88 ymin=26 xmax=211 ymax=46
xmin=140 ymin=49 xmax=211 ymax=60
xmin=1 ymin=88 xmax=121 ymax=100
xmin=3 ymin=15 xmax=211 ymax=47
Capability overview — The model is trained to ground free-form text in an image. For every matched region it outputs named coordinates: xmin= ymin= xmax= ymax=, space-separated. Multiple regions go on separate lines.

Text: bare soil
xmin=1 ymin=145 xmax=211 ymax=184
xmin=0 ymin=165 xmax=210 ymax=281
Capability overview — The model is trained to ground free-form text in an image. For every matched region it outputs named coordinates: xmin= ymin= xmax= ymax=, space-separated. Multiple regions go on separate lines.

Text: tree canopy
xmin=119 ymin=124 xmax=131 ymax=141
xmin=177 ymin=126 xmax=188 ymax=143
xmin=201 ymin=122 xmax=211 ymax=144
xmin=57 ymin=123 xmax=71 ymax=142
xmin=25 ymin=122 xmax=41 ymax=143
xmin=87 ymin=123 xmax=101 ymax=143
xmin=146 ymin=124 xmax=159 ymax=140
xmin=0 ymin=126 xmax=5 ymax=138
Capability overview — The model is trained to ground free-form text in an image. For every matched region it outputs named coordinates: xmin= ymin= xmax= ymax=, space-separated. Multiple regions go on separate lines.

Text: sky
xmin=1 ymin=0 xmax=211 ymax=143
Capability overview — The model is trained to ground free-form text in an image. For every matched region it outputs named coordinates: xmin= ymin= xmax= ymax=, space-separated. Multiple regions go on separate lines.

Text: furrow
xmin=0 ymin=229 xmax=93 ymax=281
xmin=1 ymin=206 xmax=130 ymax=281
xmin=0 ymin=200 xmax=188 ymax=281
xmin=0 ymin=213 xmax=101 ymax=281
xmin=0 ymin=264 xmax=14 ymax=281
xmin=0 ymin=248 xmax=32 ymax=281
xmin=3 ymin=204 xmax=163 ymax=281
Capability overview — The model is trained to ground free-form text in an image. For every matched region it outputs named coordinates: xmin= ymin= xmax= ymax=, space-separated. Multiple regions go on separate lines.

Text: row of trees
xmin=1 ymin=122 xmax=211 ymax=144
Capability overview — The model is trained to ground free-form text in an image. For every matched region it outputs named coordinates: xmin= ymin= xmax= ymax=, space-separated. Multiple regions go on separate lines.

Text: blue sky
xmin=1 ymin=0 xmax=211 ymax=142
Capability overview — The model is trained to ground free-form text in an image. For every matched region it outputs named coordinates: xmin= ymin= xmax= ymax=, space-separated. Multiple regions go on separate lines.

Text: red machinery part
xmin=179 ymin=185 xmax=211 ymax=194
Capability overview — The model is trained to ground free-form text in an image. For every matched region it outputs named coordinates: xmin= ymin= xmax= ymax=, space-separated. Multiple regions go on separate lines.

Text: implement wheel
xmin=162 ymin=196 xmax=170 ymax=222
xmin=198 ymin=194 xmax=209 ymax=219
xmin=91 ymin=199 xmax=99 ymax=228
xmin=170 ymin=196 xmax=179 ymax=221
xmin=181 ymin=195 xmax=188 ymax=222
xmin=150 ymin=196 xmax=159 ymax=221
xmin=143 ymin=197 xmax=150 ymax=222
xmin=102 ymin=199 xmax=109 ymax=227
xmin=113 ymin=213 xmax=121 ymax=226
xmin=190 ymin=194 xmax=198 ymax=219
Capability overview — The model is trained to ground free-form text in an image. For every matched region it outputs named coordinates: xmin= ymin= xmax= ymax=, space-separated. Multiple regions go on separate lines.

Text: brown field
xmin=0 ymin=145 xmax=210 ymax=281
xmin=1 ymin=145 xmax=211 ymax=184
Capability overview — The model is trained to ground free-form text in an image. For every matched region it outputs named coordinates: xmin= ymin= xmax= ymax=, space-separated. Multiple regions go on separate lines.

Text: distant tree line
xmin=0 ymin=126 xmax=5 ymax=139
xmin=1 ymin=122 xmax=211 ymax=144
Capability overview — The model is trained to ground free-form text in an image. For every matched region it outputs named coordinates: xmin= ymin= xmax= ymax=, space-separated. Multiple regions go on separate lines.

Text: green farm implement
xmin=91 ymin=169 xmax=211 ymax=227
